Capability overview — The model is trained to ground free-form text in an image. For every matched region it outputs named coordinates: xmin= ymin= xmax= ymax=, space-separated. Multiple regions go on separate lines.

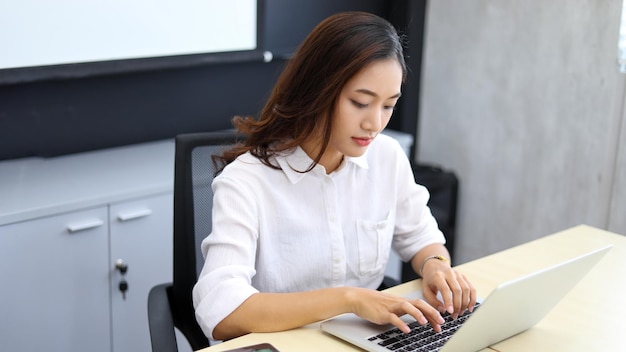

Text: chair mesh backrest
xmin=171 ymin=131 xmax=240 ymax=350
xmin=190 ymin=145 xmax=226 ymax=276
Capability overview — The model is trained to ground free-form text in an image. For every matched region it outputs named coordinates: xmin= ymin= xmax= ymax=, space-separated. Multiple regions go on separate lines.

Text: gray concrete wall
xmin=417 ymin=0 xmax=626 ymax=263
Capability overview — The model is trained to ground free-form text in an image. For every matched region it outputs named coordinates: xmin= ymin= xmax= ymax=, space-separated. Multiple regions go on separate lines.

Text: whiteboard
xmin=0 ymin=0 xmax=257 ymax=70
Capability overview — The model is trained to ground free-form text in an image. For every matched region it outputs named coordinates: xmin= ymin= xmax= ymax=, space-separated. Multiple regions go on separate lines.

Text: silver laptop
xmin=321 ymin=245 xmax=612 ymax=352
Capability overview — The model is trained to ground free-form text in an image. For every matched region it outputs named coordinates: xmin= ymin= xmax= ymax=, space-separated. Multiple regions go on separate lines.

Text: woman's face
xmin=311 ymin=58 xmax=403 ymax=173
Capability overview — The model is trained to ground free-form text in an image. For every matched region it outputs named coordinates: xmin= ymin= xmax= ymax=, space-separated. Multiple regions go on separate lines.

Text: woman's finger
xmin=407 ymin=299 xmax=444 ymax=332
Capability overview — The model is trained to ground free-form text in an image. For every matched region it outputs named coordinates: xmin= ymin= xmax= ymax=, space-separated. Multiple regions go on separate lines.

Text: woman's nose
xmin=362 ymin=108 xmax=383 ymax=132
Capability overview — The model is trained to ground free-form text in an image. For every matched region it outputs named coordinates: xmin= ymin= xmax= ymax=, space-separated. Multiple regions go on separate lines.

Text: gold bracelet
xmin=419 ymin=255 xmax=449 ymax=277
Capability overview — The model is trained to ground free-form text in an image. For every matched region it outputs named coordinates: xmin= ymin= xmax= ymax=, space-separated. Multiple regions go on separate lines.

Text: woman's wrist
xmin=340 ymin=286 xmax=360 ymax=314
xmin=419 ymin=254 xmax=450 ymax=277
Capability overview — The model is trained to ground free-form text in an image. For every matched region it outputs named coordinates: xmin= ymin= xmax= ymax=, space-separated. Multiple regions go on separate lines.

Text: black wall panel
xmin=0 ymin=60 xmax=285 ymax=159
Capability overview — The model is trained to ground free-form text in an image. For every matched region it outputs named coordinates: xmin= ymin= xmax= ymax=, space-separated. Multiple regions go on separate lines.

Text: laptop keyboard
xmin=367 ymin=302 xmax=481 ymax=352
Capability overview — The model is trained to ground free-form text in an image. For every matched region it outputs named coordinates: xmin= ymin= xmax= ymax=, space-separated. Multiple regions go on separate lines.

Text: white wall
xmin=417 ymin=0 xmax=626 ymax=263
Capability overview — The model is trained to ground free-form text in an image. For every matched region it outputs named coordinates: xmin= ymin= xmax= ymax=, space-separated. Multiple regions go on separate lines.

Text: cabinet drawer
xmin=0 ymin=207 xmax=111 ymax=352
xmin=109 ymin=193 xmax=174 ymax=352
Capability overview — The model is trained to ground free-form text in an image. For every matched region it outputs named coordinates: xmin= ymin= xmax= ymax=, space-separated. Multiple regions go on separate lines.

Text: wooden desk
xmin=455 ymin=225 xmax=625 ymax=352
xmin=200 ymin=225 xmax=624 ymax=352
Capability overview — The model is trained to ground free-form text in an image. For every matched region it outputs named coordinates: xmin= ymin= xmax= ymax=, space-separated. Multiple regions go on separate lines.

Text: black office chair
xmin=401 ymin=162 xmax=459 ymax=283
xmin=148 ymin=130 xmax=243 ymax=352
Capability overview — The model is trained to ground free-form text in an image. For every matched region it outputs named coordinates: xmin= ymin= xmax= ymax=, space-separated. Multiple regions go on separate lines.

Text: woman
xmin=193 ymin=11 xmax=476 ymax=341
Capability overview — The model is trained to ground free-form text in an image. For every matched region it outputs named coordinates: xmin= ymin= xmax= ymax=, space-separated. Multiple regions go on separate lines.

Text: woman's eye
xmin=384 ymin=105 xmax=396 ymax=111
xmin=351 ymin=100 xmax=368 ymax=109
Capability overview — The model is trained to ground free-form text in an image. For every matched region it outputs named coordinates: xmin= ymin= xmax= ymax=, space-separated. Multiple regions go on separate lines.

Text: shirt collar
xmin=345 ymin=153 xmax=369 ymax=169
xmin=276 ymin=146 xmax=370 ymax=184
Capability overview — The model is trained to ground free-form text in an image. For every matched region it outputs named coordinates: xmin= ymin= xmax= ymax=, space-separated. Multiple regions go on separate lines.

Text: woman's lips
xmin=352 ymin=137 xmax=373 ymax=147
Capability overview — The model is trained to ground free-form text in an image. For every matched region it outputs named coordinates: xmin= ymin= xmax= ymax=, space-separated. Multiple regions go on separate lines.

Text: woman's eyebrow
xmin=355 ymin=88 xmax=402 ymax=99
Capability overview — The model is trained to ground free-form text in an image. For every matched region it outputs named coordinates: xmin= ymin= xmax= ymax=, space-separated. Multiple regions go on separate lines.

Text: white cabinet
xmin=0 ymin=207 xmax=112 ymax=352
xmin=0 ymin=140 xmax=175 ymax=352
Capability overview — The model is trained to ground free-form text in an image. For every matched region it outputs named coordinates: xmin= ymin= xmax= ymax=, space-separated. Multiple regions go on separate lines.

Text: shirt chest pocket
xmin=355 ymin=211 xmax=394 ymax=276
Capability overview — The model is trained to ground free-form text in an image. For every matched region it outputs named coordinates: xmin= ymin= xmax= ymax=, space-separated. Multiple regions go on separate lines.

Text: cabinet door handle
xmin=117 ymin=208 xmax=153 ymax=222
xmin=66 ymin=219 xmax=105 ymax=233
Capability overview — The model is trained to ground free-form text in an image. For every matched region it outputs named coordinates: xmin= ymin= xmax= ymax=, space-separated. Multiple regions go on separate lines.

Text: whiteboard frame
xmin=0 ymin=0 xmax=265 ymax=85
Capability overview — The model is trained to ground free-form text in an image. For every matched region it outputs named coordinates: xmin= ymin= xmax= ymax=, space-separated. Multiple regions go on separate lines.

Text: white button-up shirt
xmin=193 ymin=134 xmax=445 ymax=339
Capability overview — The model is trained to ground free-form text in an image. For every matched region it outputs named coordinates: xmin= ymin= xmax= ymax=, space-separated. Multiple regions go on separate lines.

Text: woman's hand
xmin=347 ymin=287 xmax=446 ymax=333
xmin=421 ymin=263 xmax=476 ymax=319
xmin=212 ymin=285 xmax=446 ymax=340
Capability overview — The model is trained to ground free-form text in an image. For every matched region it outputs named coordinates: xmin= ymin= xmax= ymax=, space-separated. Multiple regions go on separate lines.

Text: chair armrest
xmin=148 ymin=283 xmax=178 ymax=352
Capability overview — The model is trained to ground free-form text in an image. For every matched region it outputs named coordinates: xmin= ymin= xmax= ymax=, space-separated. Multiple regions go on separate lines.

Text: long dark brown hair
xmin=217 ymin=11 xmax=407 ymax=172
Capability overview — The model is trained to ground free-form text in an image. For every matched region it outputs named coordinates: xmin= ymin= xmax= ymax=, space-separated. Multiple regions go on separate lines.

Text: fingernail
xmin=447 ymin=305 xmax=454 ymax=314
